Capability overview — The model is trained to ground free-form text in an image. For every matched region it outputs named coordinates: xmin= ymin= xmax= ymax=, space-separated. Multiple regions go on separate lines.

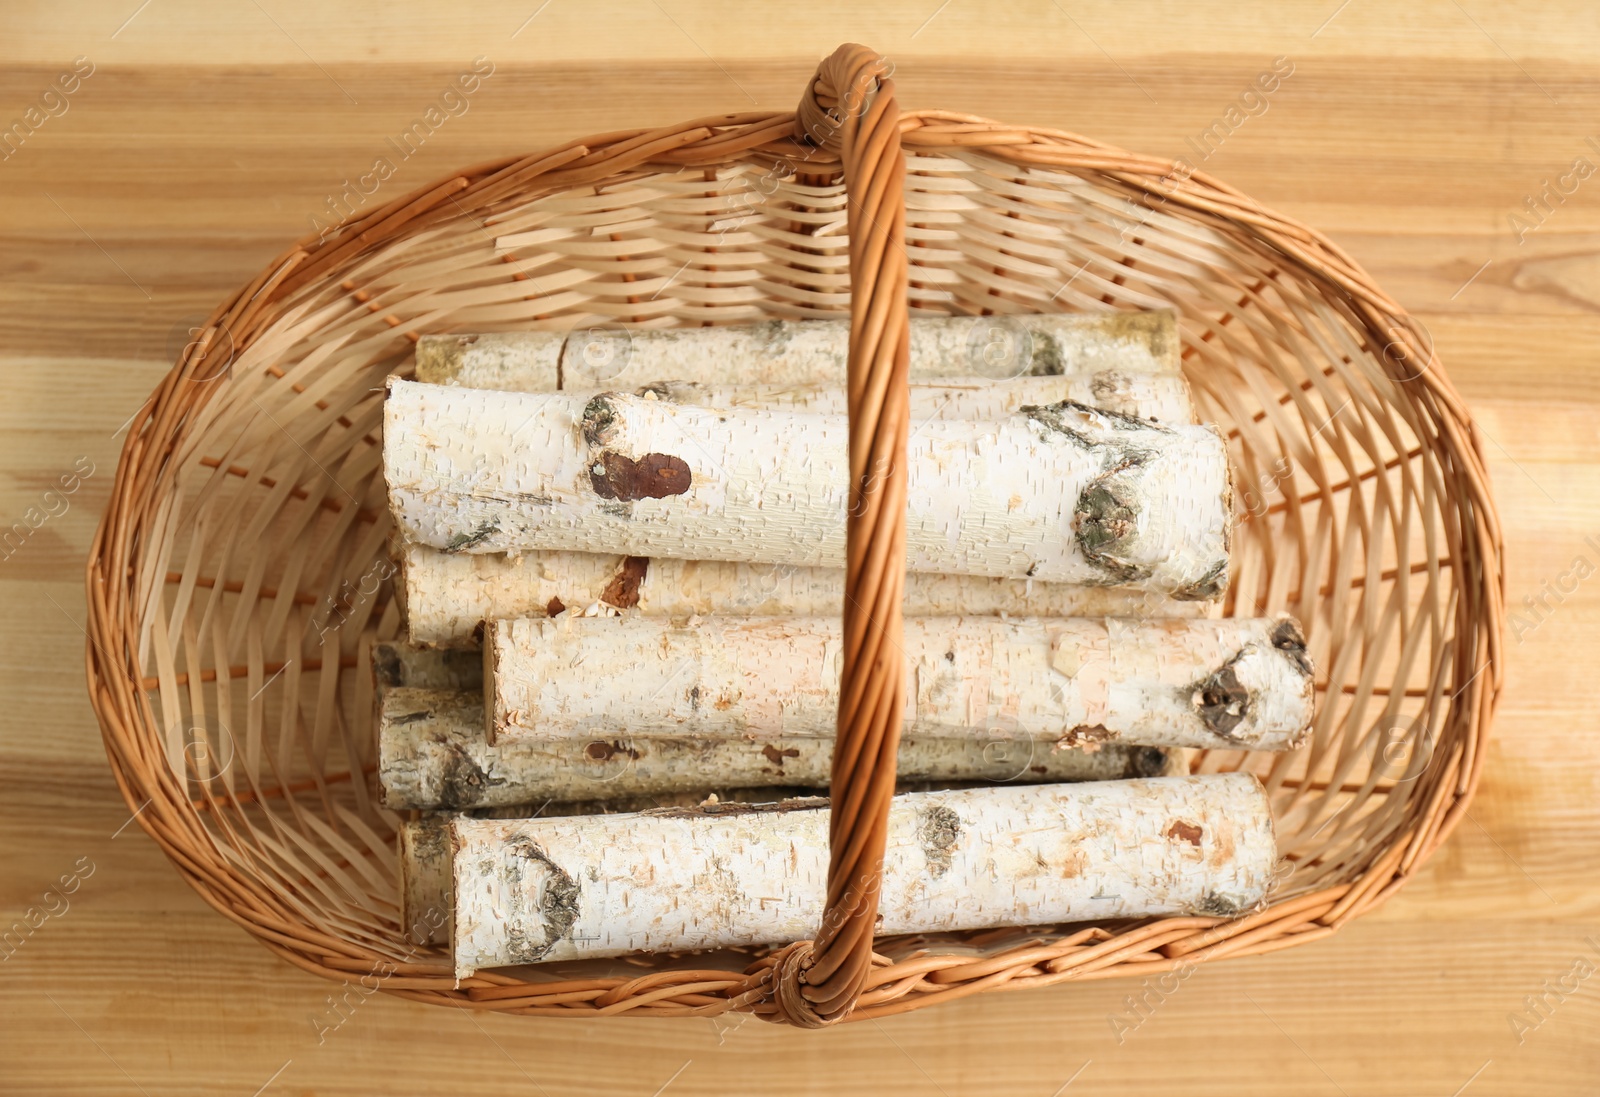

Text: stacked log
xmin=384 ymin=384 xmax=1232 ymax=597
xmin=414 ymin=312 xmax=1182 ymax=396
xmin=483 ymin=615 xmax=1313 ymax=750
xmin=379 ymin=681 xmax=1184 ymax=811
xmin=449 ymin=774 xmax=1277 ymax=972
xmin=375 ymin=312 xmax=1306 ymax=977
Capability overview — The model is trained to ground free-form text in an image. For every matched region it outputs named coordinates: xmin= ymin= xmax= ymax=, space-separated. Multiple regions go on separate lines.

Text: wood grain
xmin=2 ymin=4 xmax=1598 ymax=1093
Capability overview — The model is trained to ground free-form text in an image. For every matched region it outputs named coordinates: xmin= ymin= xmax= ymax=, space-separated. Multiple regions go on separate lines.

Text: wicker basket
xmin=86 ymin=45 xmax=1503 ymax=1025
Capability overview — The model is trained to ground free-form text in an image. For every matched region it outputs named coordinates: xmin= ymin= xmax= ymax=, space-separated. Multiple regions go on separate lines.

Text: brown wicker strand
xmin=757 ymin=45 xmax=911 ymax=1028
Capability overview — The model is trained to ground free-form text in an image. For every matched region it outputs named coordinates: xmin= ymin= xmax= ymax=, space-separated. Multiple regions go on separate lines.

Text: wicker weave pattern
xmin=85 ymin=46 xmax=1503 ymax=1022
xmin=755 ymin=44 xmax=913 ymax=1028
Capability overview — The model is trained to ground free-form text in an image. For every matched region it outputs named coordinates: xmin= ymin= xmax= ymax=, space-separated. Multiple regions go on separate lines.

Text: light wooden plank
xmin=2 ymin=7 xmax=1598 ymax=1092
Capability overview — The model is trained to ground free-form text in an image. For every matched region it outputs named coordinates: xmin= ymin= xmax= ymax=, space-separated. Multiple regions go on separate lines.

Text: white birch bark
xmin=397 ymin=543 xmax=1208 ymax=649
xmin=414 ymin=311 xmax=1178 ymax=393
xmin=628 ymin=373 xmax=1194 ymax=424
xmin=378 ymin=686 xmax=1182 ymax=811
xmin=487 ymin=614 xmax=1312 ymax=751
xmin=401 ymin=786 xmax=832 ymax=945
xmin=450 ymin=773 xmax=1275 ymax=972
xmin=384 ymin=382 xmax=1232 ymax=594
xmin=413 ymin=369 xmax=1195 ymax=427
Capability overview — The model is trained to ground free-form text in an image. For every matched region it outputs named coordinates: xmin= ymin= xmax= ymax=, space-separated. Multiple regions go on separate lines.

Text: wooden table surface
xmin=3 ymin=3 xmax=1597 ymax=1094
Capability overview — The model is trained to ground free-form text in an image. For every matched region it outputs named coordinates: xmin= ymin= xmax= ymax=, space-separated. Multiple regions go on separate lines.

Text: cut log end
xmin=400 ymin=817 xmax=454 ymax=947
xmin=372 ymin=641 xmax=484 ymax=692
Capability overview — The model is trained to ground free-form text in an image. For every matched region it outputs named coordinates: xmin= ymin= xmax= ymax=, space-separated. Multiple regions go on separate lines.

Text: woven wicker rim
xmin=85 ymin=45 xmax=1504 ymax=1024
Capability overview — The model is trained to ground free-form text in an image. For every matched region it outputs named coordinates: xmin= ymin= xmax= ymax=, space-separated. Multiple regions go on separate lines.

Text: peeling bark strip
xmin=384 ymin=382 xmax=1231 ymax=591
xmin=376 ymin=687 xmax=1181 ymax=811
xmin=487 ymin=614 xmax=1313 ymax=750
xmin=398 ymin=539 xmax=1208 ymax=650
xmin=450 ymin=773 xmax=1275 ymax=972
xmin=413 ymin=311 xmax=1179 ymax=394
xmin=596 ymin=555 xmax=649 ymax=609
xmin=587 ymin=450 xmax=691 ymax=501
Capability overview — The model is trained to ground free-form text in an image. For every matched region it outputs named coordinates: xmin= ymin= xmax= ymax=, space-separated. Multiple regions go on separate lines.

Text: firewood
xmin=485 ymin=614 xmax=1312 ymax=751
xmin=396 ymin=315 xmax=1201 ymax=646
xmin=384 ymin=383 xmax=1231 ymax=594
xmin=449 ymin=773 xmax=1276 ymax=971
xmin=414 ymin=311 xmax=1180 ymax=393
xmin=377 ymin=686 xmax=1183 ymax=812
xmin=629 ymin=373 xmax=1193 ymax=423
xmin=401 ymin=788 xmax=817 ymax=946
xmin=396 ymin=543 xmax=1209 ymax=649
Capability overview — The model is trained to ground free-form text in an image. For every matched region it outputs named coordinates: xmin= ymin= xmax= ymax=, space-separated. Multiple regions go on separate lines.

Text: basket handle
xmin=765 ymin=43 xmax=911 ymax=1027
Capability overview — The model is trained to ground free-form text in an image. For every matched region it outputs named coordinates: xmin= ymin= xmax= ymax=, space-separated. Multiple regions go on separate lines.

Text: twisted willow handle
xmin=743 ymin=43 xmax=911 ymax=1028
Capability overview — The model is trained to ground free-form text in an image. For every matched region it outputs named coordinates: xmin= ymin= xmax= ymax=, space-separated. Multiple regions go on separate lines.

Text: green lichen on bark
xmin=1072 ymin=459 xmax=1155 ymax=585
xmin=1195 ymin=890 xmax=1250 ymax=917
xmin=429 ymin=730 xmax=503 ymax=810
xmin=1022 ymin=399 xmax=1169 ymax=447
xmin=756 ymin=319 xmax=796 ymax=354
xmin=1025 ymin=402 xmax=1156 ymax=582
xmin=1027 ymin=329 xmax=1065 ymax=376
xmin=444 ymin=520 xmax=500 ymax=553
xmin=1270 ymin=617 xmax=1312 ymax=676
xmin=580 ymin=393 xmax=621 ymax=448
xmin=1172 ymin=557 xmax=1229 ymax=601
xmin=502 ymin=839 xmax=581 ymax=963
xmin=1186 ymin=651 xmax=1254 ymax=740
xmin=917 ymin=804 xmax=963 ymax=878
xmin=1023 ymin=400 xmax=1221 ymax=589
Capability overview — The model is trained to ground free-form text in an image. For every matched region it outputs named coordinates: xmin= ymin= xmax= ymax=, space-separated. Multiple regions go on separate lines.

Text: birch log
xmin=486 ymin=614 xmax=1313 ymax=750
xmin=630 ymin=374 xmax=1194 ymax=424
xmin=450 ymin=773 xmax=1275 ymax=971
xmin=408 ymin=372 xmax=1196 ymax=427
xmin=397 ymin=543 xmax=1208 ymax=649
xmin=378 ymin=687 xmax=1181 ymax=810
xmin=414 ymin=311 xmax=1179 ymax=393
xmin=384 ymin=383 xmax=1232 ymax=594
xmin=402 ymin=788 xmax=820 ymax=945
